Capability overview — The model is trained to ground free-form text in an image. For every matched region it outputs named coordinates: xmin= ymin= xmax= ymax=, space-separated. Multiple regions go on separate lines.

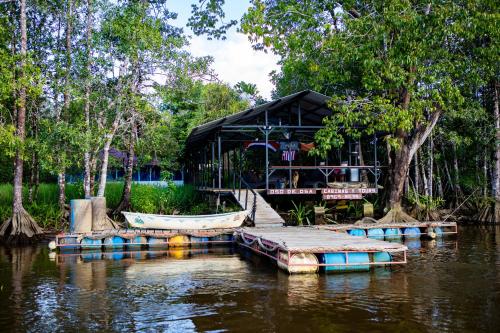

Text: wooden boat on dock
xmin=122 ymin=210 xmax=250 ymax=230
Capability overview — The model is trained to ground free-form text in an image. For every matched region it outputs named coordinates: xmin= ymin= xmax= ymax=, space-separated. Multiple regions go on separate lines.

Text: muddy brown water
xmin=0 ymin=225 xmax=498 ymax=333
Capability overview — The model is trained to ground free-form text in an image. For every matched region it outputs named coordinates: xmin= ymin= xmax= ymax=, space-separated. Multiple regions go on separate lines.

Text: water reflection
xmin=0 ymin=226 xmax=498 ymax=332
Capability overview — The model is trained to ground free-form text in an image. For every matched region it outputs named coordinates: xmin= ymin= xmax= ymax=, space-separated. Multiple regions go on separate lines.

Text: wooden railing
xmin=232 ymin=174 xmax=257 ymax=224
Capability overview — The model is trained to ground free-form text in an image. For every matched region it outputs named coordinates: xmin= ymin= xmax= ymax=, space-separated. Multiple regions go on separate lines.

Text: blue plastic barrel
xmin=434 ymin=227 xmax=444 ymax=236
xmin=384 ymin=228 xmax=402 ymax=238
xmin=58 ymin=236 xmax=79 ymax=252
xmin=346 ymin=253 xmax=370 ymax=271
xmin=129 ymin=236 xmax=147 ymax=248
xmin=211 ymin=234 xmax=234 ymax=243
xmin=191 ymin=236 xmax=210 ymax=247
xmin=403 ymin=227 xmax=421 ymax=238
xmin=367 ymin=228 xmax=384 ymax=239
xmin=320 ymin=252 xmax=369 ymax=271
xmin=81 ymin=237 xmax=102 ymax=250
xmin=148 ymin=237 xmax=168 ymax=248
xmin=405 ymin=239 xmax=421 ymax=250
xmin=103 ymin=236 xmax=126 ymax=249
xmin=81 ymin=252 xmax=102 ymax=261
xmin=111 ymin=252 xmax=124 ymax=260
xmin=373 ymin=252 xmax=391 ymax=263
xmin=348 ymin=229 xmax=367 ymax=237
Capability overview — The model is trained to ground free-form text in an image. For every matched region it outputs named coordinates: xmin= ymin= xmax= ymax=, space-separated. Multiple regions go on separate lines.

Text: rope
xmin=240 ymin=233 xmax=257 ymax=245
xmin=257 ymin=237 xmax=280 ymax=252
xmin=442 ymin=187 xmax=480 ymax=223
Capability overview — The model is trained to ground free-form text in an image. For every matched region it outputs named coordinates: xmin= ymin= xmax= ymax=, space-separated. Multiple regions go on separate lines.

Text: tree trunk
xmin=114 ymin=121 xmax=136 ymax=214
xmin=57 ymin=173 xmax=66 ymax=213
xmin=483 ymin=150 xmax=488 ymax=198
xmin=421 ymin=150 xmax=429 ymax=196
xmin=96 ymin=111 xmax=121 ymax=197
xmin=97 ymin=135 xmax=113 ymax=197
xmin=83 ymin=0 xmax=93 ymax=197
xmin=428 ymin=133 xmax=434 ymax=198
xmin=452 ymin=141 xmax=463 ymax=201
xmin=388 ymin=146 xmax=411 ymax=209
xmin=493 ymin=80 xmax=500 ymax=222
xmin=56 ymin=0 xmax=73 ymax=214
xmin=28 ymin=152 xmax=36 ymax=204
xmin=441 ymin=144 xmax=453 ymax=194
xmin=414 ymin=149 xmax=420 ymax=194
xmin=436 ymin=165 xmax=444 ymax=199
xmin=1 ymin=0 xmax=43 ymax=243
xmin=89 ymin=156 xmax=96 ymax=195
xmin=378 ymin=109 xmax=441 ymax=223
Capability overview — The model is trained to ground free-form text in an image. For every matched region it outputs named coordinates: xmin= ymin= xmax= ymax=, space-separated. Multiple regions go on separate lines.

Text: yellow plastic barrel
xmin=169 ymin=235 xmax=190 ymax=247
xmin=277 ymin=251 xmax=319 ymax=274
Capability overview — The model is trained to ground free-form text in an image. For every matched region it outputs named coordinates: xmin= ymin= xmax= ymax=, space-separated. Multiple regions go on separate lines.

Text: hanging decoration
xmin=243 ymin=141 xmax=279 ymax=152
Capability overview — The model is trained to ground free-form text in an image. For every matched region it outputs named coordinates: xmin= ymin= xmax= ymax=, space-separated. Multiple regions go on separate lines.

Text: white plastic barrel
xmin=350 ymin=168 xmax=359 ymax=182
xmin=70 ymin=199 xmax=92 ymax=233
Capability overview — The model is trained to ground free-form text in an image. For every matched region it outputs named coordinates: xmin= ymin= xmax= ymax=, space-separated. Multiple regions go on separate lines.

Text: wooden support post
xmin=289 ymin=144 xmax=292 ymax=189
xmin=218 ymin=135 xmax=222 ymax=189
xmin=298 ymin=103 xmax=302 ymax=127
xmin=265 ymin=110 xmax=269 ymax=191
xmin=374 ymin=135 xmax=378 ymax=189
xmin=232 ymin=149 xmax=236 ymax=191
xmin=211 ymin=141 xmax=215 ymax=189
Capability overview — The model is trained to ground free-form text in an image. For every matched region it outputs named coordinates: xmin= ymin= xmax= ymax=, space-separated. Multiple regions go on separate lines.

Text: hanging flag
xmin=244 ymin=141 xmax=279 ymax=152
xmin=300 ymin=142 xmax=315 ymax=152
xmin=279 ymin=141 xmax=299 ymax=151
xmin=282 ymin=150 xmax=296 ymax=161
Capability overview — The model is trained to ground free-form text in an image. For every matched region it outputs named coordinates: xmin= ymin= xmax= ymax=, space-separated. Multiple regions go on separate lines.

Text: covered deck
xmin=185 ymin=90 xmax=382 ymax=202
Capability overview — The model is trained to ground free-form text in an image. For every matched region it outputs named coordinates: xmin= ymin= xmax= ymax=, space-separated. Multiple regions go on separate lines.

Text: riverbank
xmin=0 ymin=183 xmax=212 ymax=230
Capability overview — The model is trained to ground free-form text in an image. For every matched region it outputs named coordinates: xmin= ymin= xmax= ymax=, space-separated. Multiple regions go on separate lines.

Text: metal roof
xmin=186 ymin=90 xmax=332 ymax=148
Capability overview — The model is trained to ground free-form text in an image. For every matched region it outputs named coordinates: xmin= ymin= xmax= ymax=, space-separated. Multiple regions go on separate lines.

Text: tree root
xmin=0 ymin=208 xmax=44 ymax=245
xmin=377 ymin=206 xmax=419 ymax=224
xmin=354 ymin=217 xmax=378 ymax=225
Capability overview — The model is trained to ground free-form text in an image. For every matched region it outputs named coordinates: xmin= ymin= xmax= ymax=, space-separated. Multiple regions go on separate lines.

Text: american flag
xmin=282 ymin=150 xmax=296 ymax=161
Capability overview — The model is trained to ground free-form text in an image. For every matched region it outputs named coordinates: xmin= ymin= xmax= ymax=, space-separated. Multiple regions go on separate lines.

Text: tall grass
xmin=0 ymin=182 xmax=207 ymax=230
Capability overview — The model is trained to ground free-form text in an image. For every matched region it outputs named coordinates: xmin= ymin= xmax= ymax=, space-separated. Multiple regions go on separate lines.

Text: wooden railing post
xmin=252 ymin=194 xmax=257 ymax=222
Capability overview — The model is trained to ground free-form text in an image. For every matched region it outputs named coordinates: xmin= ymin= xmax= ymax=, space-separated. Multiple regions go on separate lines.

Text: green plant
xmin=406 ymin=188 xmax=445 ymax=220
xmin=288 ymin=201 xmax=312 ymax=226
xmin=347 ymin=201 xmax=363 ymax=219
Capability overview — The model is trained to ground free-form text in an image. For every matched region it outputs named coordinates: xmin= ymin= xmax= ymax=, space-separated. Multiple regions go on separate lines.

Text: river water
xmin=0 ymin=225 xmax=498 ymax=333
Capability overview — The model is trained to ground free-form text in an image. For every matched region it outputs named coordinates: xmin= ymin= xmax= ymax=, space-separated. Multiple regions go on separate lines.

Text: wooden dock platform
xmin=235 ymin=227 xmax=407 ymax=274
xmin=55 ymin=228 xmax=235 ymax=251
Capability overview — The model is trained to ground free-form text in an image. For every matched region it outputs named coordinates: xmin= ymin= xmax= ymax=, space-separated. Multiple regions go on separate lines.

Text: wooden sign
xmin=322 ymin=194 xmax=363 ymax=200
xmin=321 ymin=188 xmax=377 ymax=194
xmin=268 ymin=188 xmax=316 ymax=195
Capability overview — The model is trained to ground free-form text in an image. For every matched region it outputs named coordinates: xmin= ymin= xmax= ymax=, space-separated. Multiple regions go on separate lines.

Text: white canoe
xmin=122 ymin=210 xmax=250 ymax=230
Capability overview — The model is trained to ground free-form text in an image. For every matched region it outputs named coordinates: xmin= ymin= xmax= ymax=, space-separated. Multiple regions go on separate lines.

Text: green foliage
xmin=406 ymin=189 xmax=445 ymax=212
xmin=288 ymin=201 xmax=312 ymax=226
xmin=0 ymin=182 xmax=207 ymax=229
xmin=187 ymin=0 xmax=237 ymax=40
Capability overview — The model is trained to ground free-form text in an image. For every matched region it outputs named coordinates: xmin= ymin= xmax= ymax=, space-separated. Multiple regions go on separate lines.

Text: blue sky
xmin=168 ymin=1 xmax=279 ymax=99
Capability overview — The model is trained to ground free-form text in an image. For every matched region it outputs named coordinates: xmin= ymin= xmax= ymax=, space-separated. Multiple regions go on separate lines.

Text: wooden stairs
xmin=232 ymin=190 xmax=284 ymax=227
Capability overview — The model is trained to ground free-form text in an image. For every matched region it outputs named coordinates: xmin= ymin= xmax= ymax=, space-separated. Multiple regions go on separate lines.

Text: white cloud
xmin=187 ymin=32 xmax=280 ymax=100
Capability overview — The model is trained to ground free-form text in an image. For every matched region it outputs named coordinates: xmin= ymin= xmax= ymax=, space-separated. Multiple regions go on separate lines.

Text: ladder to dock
xmin=232 ymin=189 xmax=284 ymax=227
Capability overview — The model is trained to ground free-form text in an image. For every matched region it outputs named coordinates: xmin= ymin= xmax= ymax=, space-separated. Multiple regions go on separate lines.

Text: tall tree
xmin=0 ymin=0 xmax=43 ymax=243
xmin=242 ymin=1 xmax=470 ymax=222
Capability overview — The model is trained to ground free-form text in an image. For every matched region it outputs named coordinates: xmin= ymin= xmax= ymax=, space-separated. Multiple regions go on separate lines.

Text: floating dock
xmin=235 ymin=227 xmax=407 ymax=274
xmin=55 ymin=229 xmax=235 ymax=251
xmin=315 ymin=221 xmax=457 ymax=239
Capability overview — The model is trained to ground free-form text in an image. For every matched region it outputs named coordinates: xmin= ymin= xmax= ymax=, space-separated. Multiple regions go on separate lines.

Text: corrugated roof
xmin=186 ymin=90 xmax=331 ymax=147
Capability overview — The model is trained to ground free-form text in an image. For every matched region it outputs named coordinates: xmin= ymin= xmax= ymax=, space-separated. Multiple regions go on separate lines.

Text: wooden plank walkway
xmin=232 ymin=190 xmax=285 ymax=227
